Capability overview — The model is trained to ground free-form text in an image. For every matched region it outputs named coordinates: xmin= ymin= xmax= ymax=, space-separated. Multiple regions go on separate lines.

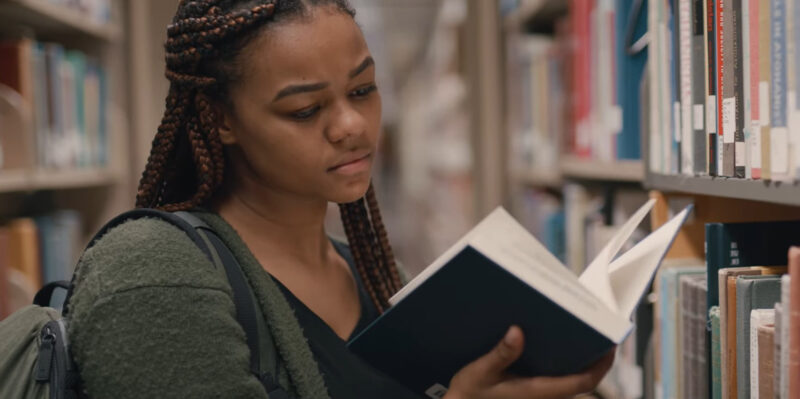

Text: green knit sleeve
xmin=67 ymin=218 xmax=268 ymax=399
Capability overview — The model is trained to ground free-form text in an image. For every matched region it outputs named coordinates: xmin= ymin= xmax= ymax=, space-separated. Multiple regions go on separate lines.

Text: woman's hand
xmin=443 ymin=326 xmax=615 ymax=399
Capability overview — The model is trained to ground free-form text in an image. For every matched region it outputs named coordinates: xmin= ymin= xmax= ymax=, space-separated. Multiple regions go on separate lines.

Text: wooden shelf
xmin=559 ymin=156 xmax=645 ymax=182
xmin=645 ymin=172 xmax=800 ymax=207
xmin=0 ymin=167 xmax=119 ymax=193
xmin=512 ymin=168 xmax=562 ymax=188
xmin=0 ymin=0 xmax=120 ymax=42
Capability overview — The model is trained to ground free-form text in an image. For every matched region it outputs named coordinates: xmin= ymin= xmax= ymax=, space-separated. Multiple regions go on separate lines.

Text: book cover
xmin=7 ymin=218 xmax=41 ymax=291
xmin=672 ymin=0 xmax=683 ymax=174
xmin=757 ymin=322 xmax=776 ymax=399
xmin=789 ymin=248 xmax=799 ymax=399
xmin=710 ymin=306 xmax=722 ymax=399
xmin=793 ymin=0 xmax=800 ymax=178
xmin=781 ymin=274 xmax=791 ymax=399
xmin=0 ymin=227 xmax=8 ymax=320
xmin=727 ymin=275 xmax=740 ymax=396
xmin=735 ymin=275 xmax=782 ymax=399
xmin=348 ymin=202 xmax=692 ymax=396
xmin=749 ymin=309 xmax=775 ymax=397
xmin=680 ymin=275 xmax=708 ymax=398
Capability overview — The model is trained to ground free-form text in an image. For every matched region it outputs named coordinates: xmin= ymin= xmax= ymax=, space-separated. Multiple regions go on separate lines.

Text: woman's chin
xmin=329 ymin=179 xmax=371 ymax=204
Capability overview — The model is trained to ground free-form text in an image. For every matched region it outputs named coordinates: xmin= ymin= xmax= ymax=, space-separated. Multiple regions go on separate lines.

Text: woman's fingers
xmin=456 ymin=326 xmax=526 ymax=385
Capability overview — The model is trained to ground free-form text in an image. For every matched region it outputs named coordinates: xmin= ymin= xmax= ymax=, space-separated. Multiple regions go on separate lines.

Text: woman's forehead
xmin=241 ymin=9 xmax=370 ymax=89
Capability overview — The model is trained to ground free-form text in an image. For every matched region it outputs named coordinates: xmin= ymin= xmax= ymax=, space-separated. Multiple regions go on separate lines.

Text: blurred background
xmin=7 ymin=1 xmax=800 ymax=398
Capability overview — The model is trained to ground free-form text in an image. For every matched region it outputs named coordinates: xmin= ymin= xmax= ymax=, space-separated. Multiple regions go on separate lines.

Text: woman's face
xmin=220 ymin=7 xmax=381 ymax=204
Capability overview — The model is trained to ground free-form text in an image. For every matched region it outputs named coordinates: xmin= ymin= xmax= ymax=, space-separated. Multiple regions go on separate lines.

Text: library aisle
xmin=1 ymin=0 xmax=800 ymax=398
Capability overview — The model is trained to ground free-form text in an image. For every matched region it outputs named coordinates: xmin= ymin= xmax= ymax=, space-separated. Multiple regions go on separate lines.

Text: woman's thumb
xmin=465 ymin=326 xmax=525 ymax=382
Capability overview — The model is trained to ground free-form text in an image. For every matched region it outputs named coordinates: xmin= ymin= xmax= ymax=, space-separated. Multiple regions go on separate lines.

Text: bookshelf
xmin=0 ymin=168 xmax=120 ymax=193
xmin=0 ymin=0 xmax=121 ymax=42
xmin=646 ymin=173 xmax=800 ymax=207
xmin=560 ymin=156 xmax=645 ymax=183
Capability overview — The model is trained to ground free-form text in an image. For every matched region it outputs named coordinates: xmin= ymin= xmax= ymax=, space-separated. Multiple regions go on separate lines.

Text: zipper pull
xmin=35 ymin=329 xmax=56 ymax=382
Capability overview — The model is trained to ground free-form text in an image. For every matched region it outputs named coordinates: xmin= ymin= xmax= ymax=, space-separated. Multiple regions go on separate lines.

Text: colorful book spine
xmin=743 ymin=0 xmax=753 ymax=179
xmin=760 ymin=0 xmax=773 ymax=180
xmin=681 ymin=0 xmax=695 ymax=174
xmin=721 ymin=0 xmax=736 ymax=176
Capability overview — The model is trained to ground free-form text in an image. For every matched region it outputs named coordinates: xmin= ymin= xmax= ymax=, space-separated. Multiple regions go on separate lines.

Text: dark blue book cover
xmin=348 ymin=204 xmax=692 ymax=397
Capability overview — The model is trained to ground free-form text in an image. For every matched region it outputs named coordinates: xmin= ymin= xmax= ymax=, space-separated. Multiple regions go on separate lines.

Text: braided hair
xmin=136 ymin=0 xmax=402 ymax=311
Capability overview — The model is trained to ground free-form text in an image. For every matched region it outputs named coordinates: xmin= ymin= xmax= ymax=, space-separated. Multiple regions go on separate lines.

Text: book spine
xmin=790 ymin=249 xmax=800 ymax=399
xmin=722 ymin=0 xmax=736 ymax=176
xmin=761 ymin=0 xmax=773 ymax=180
xmin=742 ymin=0 xmax=753 ymax=179
xmin=771 ymin=0 xmax=790 ymax=181
xmin=711 ymin=306 xmax=723 ymax=399
xmin=750 ymin=0 xmax=763 ymax=179
xmin=571 ymin=0 xmax=593 ymax=159
xmin=681 ymin=277 xmax=694 ymax=399
xmin=695 ymin=0 xmax=708 ymax=173
xmin=734 ymin=0 xmax=746 ymax=178
xmin=708 ymin=0 xmax=719 ymax=175
xmin=650 ymin=0 xmax=664 ymax=172
xmin=787 ymin=0 xmax=799 ymax=181
xmin=757 ymin=324 xmax=775 ymax=399
xmin=728 ymin=276 xmax=739 ymax=398
xmin=681 ymin=0 xmax=695 ymax=174
xmin=696 ymin=278 xmax=710 ymax=398
xmin=673 ymin=0 xmax=683 ymax=174
xmin=793 ymin=0 xmax=800 ymax=178
xmin=774 ymin=303 xmax=783 ymax=399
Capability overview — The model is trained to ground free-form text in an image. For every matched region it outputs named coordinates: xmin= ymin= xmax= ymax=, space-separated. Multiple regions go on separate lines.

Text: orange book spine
xmin=789 ymin=248 xmax=800 ymax=399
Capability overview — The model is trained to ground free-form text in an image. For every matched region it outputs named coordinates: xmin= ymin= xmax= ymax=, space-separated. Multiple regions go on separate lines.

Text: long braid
xmin=137 ymin=0 xmax=401 ymax=314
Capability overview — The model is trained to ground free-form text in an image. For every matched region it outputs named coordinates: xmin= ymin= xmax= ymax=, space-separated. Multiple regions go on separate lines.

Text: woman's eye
xmin=351 ymin=84 xmax=377 ymax=98
xmin=290 ymin=105 xmax=320 ymax=120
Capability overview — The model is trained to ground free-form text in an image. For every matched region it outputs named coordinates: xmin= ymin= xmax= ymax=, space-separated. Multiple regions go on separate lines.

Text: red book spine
xmin=569 ymin=0 xmax=593 ymax=158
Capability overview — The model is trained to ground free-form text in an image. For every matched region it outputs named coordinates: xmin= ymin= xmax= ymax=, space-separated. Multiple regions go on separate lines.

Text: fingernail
xmin=504 ymin=326 xmax=518 ymax=346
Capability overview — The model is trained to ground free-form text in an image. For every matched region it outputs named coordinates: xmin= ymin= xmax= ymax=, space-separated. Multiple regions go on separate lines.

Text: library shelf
xmin=559 ymin=156 xmax=645 ymax=182
xmin=0 ymin=0 xmax=120 ymax=43
xmin=0 ymin=167 xmax=119 ymax=193
xmin=512 ymin=168 xmax=562 ymax=188
xmin=645 ymin=172 xmax=800 ymax=207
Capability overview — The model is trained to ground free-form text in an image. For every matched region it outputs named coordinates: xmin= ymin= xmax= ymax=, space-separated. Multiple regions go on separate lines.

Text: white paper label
xmin=736 ymin=141 xmax=746 ymax=167
xmin=674 ymin=102 xmax=681 ymax=142
xmin=693 ymin=104 xmax=704 ymax=130
xmin=751 ymin=120 xmax=762 ymax=168
xmin=609 ymin=105 xmax=623 ymax=135
xmin=772 ymin=127 xmax=789 ymax=173
xmin=723 ymin=97 xmax=736 ymax=143
xmin=760 ymin=81 xmax=770 ymax=126
xmin=425 ymin=384 xmax=448 ymax=399
xmin=707 ymin=95 xmax=717 ymax=133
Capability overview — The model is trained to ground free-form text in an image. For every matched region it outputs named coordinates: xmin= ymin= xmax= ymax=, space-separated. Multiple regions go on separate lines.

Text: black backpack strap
xmin=63 ymin=209 xmax=288 ymax=397
xmin=34 ymin=281 xmax=70 ymax=307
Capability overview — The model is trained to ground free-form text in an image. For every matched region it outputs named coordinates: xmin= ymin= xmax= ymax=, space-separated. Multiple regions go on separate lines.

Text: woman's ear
xmin=215 ymin=103 xmax=238 ymax=145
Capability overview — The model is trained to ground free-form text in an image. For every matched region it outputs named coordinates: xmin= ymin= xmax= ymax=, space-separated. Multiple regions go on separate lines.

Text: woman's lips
xmin=329 ymin=153 xmax=371 ymax=175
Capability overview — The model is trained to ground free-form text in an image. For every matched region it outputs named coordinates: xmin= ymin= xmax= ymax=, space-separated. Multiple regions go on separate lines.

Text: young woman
xmin=67 ymin=1 xmax=614 ymax=397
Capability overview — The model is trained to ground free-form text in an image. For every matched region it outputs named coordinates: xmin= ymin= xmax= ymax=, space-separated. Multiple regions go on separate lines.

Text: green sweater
xmin=67 ymin=211 xmax=331 ymax=398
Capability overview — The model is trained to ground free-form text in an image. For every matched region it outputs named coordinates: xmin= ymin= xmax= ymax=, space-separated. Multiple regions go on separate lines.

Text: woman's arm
xmin=68 ymin=218 xmax=269 ymax=399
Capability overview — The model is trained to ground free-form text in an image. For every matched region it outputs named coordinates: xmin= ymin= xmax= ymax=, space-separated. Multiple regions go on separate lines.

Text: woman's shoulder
xmin=72 ymin=215 xmax=228 ymax=303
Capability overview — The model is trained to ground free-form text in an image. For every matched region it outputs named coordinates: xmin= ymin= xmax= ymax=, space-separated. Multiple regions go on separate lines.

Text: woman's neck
xmin=212 ymin=179 xmax=334 ymax=271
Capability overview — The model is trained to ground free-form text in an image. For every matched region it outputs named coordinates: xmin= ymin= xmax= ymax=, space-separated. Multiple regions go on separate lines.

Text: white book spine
xmin=780 ymin=275 xmax=791 ymax=399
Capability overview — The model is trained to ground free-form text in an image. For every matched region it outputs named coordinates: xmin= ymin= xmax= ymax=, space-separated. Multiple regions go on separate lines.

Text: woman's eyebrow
xmin=349 ymin=56 xmax=374 ymax=78
xmin=273 ymin=82 xmax=329 ymax=102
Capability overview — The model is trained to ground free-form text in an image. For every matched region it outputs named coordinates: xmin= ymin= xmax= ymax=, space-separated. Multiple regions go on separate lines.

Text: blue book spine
xmin=615 ymin=0 xmax=647 ymax=160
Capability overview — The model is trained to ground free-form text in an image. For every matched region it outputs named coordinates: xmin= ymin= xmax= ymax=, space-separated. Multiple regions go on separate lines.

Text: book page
xmin=578 ymin=199 xmax=657 ymax=312
xmin=607 ymin=206 xmax=693 ymax=319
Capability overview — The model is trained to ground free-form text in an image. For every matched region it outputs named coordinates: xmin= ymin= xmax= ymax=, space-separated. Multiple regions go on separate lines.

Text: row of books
xmin=655 ymin=220 xmax=800 ymax=399
xmin=505 ymin=0 xmax=648 ymax=176
xmin=46 ymin=0 xmax=112 ymax=25
xmin=0 ymin=38 xmax=109 ymax=171
xmin=648 ymin=0 xmax=800 ymax=180
xmin=0 ymin=210 xmax=83 ymax=320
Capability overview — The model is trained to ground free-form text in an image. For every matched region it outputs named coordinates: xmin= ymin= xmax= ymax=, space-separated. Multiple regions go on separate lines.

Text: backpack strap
xmin=62 ymin=209 xmax=289 ymax=398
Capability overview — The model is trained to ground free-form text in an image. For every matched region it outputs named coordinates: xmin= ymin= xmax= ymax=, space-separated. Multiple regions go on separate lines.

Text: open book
xmin=348 ymin=199 xmax=692 ymax=398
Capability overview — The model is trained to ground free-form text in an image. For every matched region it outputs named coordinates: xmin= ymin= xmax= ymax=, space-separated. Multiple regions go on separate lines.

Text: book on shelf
xmin=790 ymin=249 xmax=800 ymax=399
xmin=735 ymin=275 xmax=782 ymax=399
xmin=756 ymin=321 xmax=776 ymax=398
xmin=709 ymin=305 xmax=722 ymax=399
xmin=749 ymin=308 xmax=775 ymax=398
xmin=346 ymin=200 xmax=692 ymax=396
xmin=0 ymin=37 xmax=109 ymax=174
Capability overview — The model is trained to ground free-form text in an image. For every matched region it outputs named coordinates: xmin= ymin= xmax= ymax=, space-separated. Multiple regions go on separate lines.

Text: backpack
xmin=0 ymin=209 xmax=289 ymax=399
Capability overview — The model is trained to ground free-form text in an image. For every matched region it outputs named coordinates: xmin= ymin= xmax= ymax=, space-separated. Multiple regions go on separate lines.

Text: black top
xmin=272 ymin=240 xmax=421 ymax=399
